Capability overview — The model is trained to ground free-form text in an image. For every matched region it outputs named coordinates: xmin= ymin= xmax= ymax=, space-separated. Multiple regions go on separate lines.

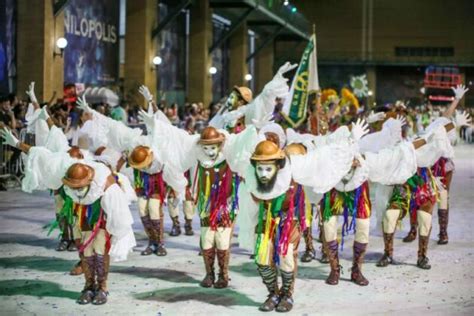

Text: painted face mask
xmin=255 ymin=162 xmax=278 ymax=193
xmin=225 ymin=91 xmax=239 ymax=111
xmin=201 ymin=144 xmax=220 ymax=160
xmin=71 ymin=186 xmax=90 ymax=199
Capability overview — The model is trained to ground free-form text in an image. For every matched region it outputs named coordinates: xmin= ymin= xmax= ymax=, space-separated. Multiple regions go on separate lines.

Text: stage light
xmin=245 ymin=74 xmax=253 ymax=81
xmin=368 ymin=90 xmax=373 ymax=96
xmin=283 ymin=0 xmax=289 ymax=6
xmin=209 ymin=66 xmax=217 ymax=75
xmin=152 ymin=56 xmax=162 ymax=65
xmin=54 ymin=37 xmax=68 ymax=57
xmin=291 ymin=6 xmax=297 ymax=13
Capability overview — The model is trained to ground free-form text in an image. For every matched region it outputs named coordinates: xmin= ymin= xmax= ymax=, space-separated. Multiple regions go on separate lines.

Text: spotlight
xmin=368 ymin=90 xmax=373 ymax=96
xmin=244 ymin=74 xmax=253 ymax=81
xmin=291 ymin=6 xmax=297 ymax=13
xmin=209 ymin=66 xmax=217 ymax=75
xmin=54 ymin=37 xmax=68 ymax=57
xmin=152 ymin=56 xmax=162 ymax=66
xmin=283 ymin=0 xmax=289 ymax=6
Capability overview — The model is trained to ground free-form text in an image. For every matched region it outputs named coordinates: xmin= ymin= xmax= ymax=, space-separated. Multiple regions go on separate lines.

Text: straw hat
xmin=67 ymin=146 xmax=84 ymax=159
xmin=128 ymin=146 xmax=153 ymax=170
xmin=285 ymin=143 xmax=307 ymax=156
xmin=198 ymin=126 xmax=225 ymax=145
xmin=233 ymin=86 xmax=253 ymax=104
xmin=251 ymin=140 xmax=286 ymax=162
xmin=62 ymin=163 xmax=95 ymax=188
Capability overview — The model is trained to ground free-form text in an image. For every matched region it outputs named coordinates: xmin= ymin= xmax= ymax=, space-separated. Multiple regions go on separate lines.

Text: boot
xmin=325 ymin=240 xmax=340 ymax=285
xmin=92 ymin=254 xmax=109 ymax=305
xmin=140 ymin=216 xmax=156 ymax=255
xmin=214 ymin=249 xmax=230 ymax=289
xmin=66 ymin=224 xmax=76 ymax=251
xmin=77 ymin=256 xmax=95 ymax=305
xmin=276 ymin=271 xmax=295 ymax=312
xmin=200 ymin=248 xmax=216 ymax=287
xmin=437 ymin=209 xmax=449 ymax=245
xmin=257 ymin=265 xmax=279 ymax=312
xmin=403 ymin=224 xmax=417 ymax=243
xmin=377 ymin=233 xmax=395 ymax=267
xmin=184 ymin=219 xmax=194 ymax=236
xmin=417 ymin=236 xmax=431 ymax=270
xmin=351 ymin=242 xmax=369 ymax=286
xmin=70 ymin=260 xmax=83 ymax=276
xmin=169 ymin=216 xmax=181 ymax=237
xmin=151 ymin=219 xmax=167 ymax=256
xmin=300 ymin=228 xmax=316 ymax=263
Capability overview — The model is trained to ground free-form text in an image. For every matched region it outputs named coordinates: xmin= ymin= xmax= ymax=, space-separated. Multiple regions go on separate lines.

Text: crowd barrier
xmin=0 ymin=128 xmax=32 ymax=188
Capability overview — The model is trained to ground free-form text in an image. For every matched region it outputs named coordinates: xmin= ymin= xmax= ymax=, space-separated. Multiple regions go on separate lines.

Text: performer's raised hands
xmin=366 ymin=110 xmax=385 ymax=124
xmin=138 ymin=85 xmax=153 ymax=102
xmin=76 ymin=95 xmax=92 ymax=113
xmin=455 ymin=110 xmax=471 ymax=127
xmin=395 ymin=114 xmax=407 ymax=127
xmin=451 ymin=84 xmax=469 ymax=100
xmin=138 ymin=109 xmax=155 ymax=128
xmin=1 ymin=127 xmax=19 ymax=148
xmin=351 ymin=118 xmax=369 ymax=141
xmin=275 ymin=61 xmax=298 ymax=81
xmin=26 ymin=81 xmax=38 ymax=105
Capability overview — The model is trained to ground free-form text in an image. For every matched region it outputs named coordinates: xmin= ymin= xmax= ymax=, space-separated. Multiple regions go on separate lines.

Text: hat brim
xmin=198 ymin=134 xmax=225 ymax=145
xmin=128 ymin=150 xmax=154 ymax=170
xmin=62 ymin=166 xmax=95 ymax=188
xmin=233 ymin=86 xmax=252 ymax=104
xmin=251 ymin=152 xmax=286 ymax=161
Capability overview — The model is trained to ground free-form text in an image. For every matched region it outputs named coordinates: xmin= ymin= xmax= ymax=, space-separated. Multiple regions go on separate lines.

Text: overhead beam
xmin=53 ymin=0 xmax=69 ymax=16
xmin=247 ymin=20 xmax=279 ymax=27
xmin=246 ymin=24 xmax=284 ymax=62
xmin=209 ymin=0 xmax=249 ymax=8
xmin=152 ymin=0 xmax=192 ymax=39
xmin=208 ymin=7 xmax=254 ymax=54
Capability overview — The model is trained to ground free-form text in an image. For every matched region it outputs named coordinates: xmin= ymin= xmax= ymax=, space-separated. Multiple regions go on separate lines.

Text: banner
xmin=281 ymin=34 xmax=319 ymax=128
xmin=0 ymin=0 xmax=16 ymax=94
xmin=63 ymin=0 xmax=119 ymax=85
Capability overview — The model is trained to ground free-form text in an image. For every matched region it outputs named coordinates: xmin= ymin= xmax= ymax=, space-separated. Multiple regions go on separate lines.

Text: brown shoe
xmin=276 ymin=295 xmax=294 ymax=313
xmin=301 ymin=228 xmax=315 ymax=263
xmin=377 ymin=233 xmax=395 ymax=267
xmin=155 ymin=244 xmax=167 ymax=256
xmin=301 ymin=249 xmax=316 ymax=263
xmin=325 ymin=240 xmax=340 ymax=285
xmin=184 ymin=219 xmax=194 ymax=236
xmin=70 ymin=260 xmax=83 ymax=275
xmin=200 ymin=248 xmax=216 ymax=287
xmin=169 ymin=216 xmax=181 ymax=237
xmin=92 ymin=254 xmax=109 ymax=305
xmin=403 ymin=225 xmax=417 ymax=243
xmin=417 ymin=236 xmax=431 ymax=270
xmin=437 ymin=209 xmax=449 ymax=245
xmin=140 ymin=216 xmax=155 ymax=255
xmin=56 ymin=240 xmax=69 ymax=252
xmin=77 ymin=256 xmax=95 ymax=305
xmin=67 ymin=241 xmax=77 ymax=252
xmin=214 ymin=249 xmax=230 ymax=289
xmin=351 ymin=242 xmax=369 ymax=286
xmin=259 ymin=294 xmax=280 ymax=312
xmin=257 ymin=264 xmax=279 ymax=311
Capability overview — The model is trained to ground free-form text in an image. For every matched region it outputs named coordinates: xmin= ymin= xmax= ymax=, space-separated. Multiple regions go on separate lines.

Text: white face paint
xmin=256 ymin=163 xmax=278 ymax=184
xmin=201 ymin=144 xmax=220 ymax=160
xmin=71 ymin=186 xmax=90 ymax=199
xmin=225 ymin=91 xmax=239 ymax=111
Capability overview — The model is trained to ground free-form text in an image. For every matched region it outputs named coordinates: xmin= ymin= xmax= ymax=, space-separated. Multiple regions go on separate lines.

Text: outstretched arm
xmin=443 ymin=84 xmax=469 ymax=118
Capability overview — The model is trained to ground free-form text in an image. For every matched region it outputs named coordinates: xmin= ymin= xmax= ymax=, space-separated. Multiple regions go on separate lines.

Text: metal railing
xmin=0 ymin=128 xmax=31 ymax=189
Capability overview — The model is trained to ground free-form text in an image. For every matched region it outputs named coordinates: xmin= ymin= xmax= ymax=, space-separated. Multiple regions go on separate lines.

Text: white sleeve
xmin=116 ymin=173 xmax=137 ymax=204
xmin=424 ymin=117 xmax=457 ymax=144
xmin=244 ymin=74 xmax=289 ymax=125
xmin=291 ymin=127 xmax=355 ymax=193
xmin=359 ymin=118 xmax=402 ymax=154
xmin=22 ymin=147 xmax=74 ymax=192
xmin=222 ymin=125 xmax=259 ymax=177
xmin=44 ymin=125 xmax=71 ymax=153
xmin=101 ymin=183 xmax=136 ymax=262
xmin=416 ymin=126 xmax=452 ymax=167
xmin=365 ymin=141 xmax=417 ymax=185
xmin=236 ymin=182 xmax=259 ymax=251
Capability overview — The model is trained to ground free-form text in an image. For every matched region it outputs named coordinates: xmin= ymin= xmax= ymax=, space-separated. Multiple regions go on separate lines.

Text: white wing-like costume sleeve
xmin=22 ymin=147 xmax=75 ymax=192
xmin=44 ymin=125 xmax=71 ymax=153
xmin=290 ymin=126 xmax=356 ymax=193
xmin=424 ymin=117 xmax=456 ymax=153
xmin=359 ymin=118 xmax=402 ymax=154
xmin=222 ymin=125 xmax=259 ymax=177
xmin=101 ymin=184 xmax=136 ymax=262
xmin=416 ymin=126 xmax=451 ymax=167
xmin=365 ymin=141 xmax=417 ymax=185
xmin=236 ymin=182 xmax=259 ymax=251
xmin=25 ymin=104 xmax=50 ymax=147
xmin=244 ymin=74 xmax=289 ymax=125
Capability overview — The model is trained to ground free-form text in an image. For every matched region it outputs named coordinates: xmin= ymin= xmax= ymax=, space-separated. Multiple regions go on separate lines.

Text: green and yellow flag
xmin=281 ymin=34 xmax=319 ymax=128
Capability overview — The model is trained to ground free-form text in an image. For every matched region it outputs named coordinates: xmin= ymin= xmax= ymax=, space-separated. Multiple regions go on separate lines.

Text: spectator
xmin=110 ymin=102 xmax=129 ymax=124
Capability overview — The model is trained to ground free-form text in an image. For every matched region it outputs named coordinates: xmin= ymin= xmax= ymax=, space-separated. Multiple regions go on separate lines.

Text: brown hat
xmin=285 ymin=143 xmax=307 ymax=156
xmin=233 ymin=86 xmax=253 ymax=104
xmin=128 ymin=146 xmax=153 ymax=170
xmin=251 ymin=140 xmax=286 ymax=162
xmin=62 ymin=163 xmax=95 ymax=188
xmin=264 ymin=132 xmax=280 ymax=148
xmin=198 ymin=126 xmax=225 ymax=145
xmin=67 ymin=146 xmax=84 ymax=159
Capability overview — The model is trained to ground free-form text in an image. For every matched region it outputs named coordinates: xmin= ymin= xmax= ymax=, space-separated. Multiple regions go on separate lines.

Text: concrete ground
xmin=0 ymin=144 xmax=473 ymax=316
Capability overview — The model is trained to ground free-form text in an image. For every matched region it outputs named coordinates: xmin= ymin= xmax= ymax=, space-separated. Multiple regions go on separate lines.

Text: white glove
xmin=139 ymin=85 xmax=153 ymax=102
xmin=26 ymin=82 xmax=38 ymax=104
xmin=454 ymin=110 xmax=471 ymax=127
xmin=38 ymin=107 xmax=50 ymax=121
xmin=138 ymin=109 xmax=155 ymax=127
xmin=275 ymin=61 xmax=298 ymax=80
xmin=366 ymin=111 xmax=385 ymax=124
xmin=1 ymin=127 xmax=19 ymax=148
xmin=147 ymin=102 xmax=155 ymax=115
xmin=395 ymin=114 xmax=407 ymax=126
xmin=76 ymin=95 xmax=92 ymax=113
xmin=351 ymin=118 xmax=369 ymax=141
xmin=451 ymin=84 xmax=469 ymax=100
xmin=252 ymin=113 xmax=274 ymax=130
